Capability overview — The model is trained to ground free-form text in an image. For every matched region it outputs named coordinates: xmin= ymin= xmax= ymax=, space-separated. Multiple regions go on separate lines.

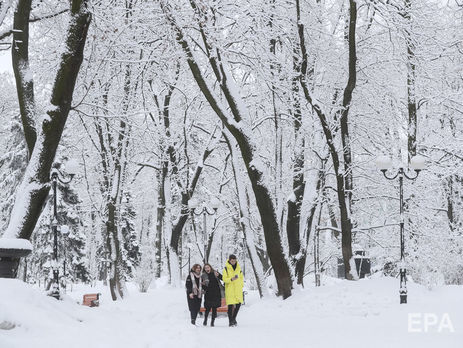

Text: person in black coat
xmin=201 ymin=263 xmax=224 ymax=327
xmin=186 ymin=264 xmax=203 ymax=325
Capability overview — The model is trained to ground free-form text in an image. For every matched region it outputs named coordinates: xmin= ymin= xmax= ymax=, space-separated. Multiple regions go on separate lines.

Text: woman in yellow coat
xmin=222 ymin=254 xmax=244 ymax=327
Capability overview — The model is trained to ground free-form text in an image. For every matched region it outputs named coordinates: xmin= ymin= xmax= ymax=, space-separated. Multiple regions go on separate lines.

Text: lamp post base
xmin=48 ymin=283 xmax=61 ymax=300
xmin=48 ymin=268 xmax=61 ymax=300
xmin=400 ymin=294 xmax=407 ymax=304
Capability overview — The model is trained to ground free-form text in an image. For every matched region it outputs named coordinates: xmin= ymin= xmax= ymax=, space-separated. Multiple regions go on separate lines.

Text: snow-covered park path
xmin=1 ymin=277 xmax=461 ymax=348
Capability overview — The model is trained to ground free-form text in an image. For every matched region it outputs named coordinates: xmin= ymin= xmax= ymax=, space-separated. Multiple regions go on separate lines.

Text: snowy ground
xmin=0 ymin=276 xmax=461 ymax=348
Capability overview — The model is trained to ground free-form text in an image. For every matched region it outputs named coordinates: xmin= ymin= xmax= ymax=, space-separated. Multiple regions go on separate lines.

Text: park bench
xmin=199 ymin=291 xmax=247 ymax=315
xmin=200 ymin=298 xmax=227 ymax=313
xmin=82 ymin=293 xmax=100 ymax=307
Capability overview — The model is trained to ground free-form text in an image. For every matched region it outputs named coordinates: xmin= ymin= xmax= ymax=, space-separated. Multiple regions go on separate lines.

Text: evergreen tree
xmin=27 ymin=159 xmax=89 ymax=285
xmin=55 ymin=160 xmax=89 ymax=283
xmin=120 ymin=191 xmax=140 ymax=277
xmin=29 ymin=219 xmax=54 ymax=287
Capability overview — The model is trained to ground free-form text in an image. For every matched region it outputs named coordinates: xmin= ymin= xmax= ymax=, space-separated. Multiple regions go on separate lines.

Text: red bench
xmin=82 ymin=293 xmax=100 ymax=307
xmin=200 ymin=298 xmax=227 ymax=313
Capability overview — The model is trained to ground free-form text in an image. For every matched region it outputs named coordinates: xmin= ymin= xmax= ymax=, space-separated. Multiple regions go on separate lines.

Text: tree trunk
xmin=149 ymin=73 xmax=178 ymax=280
xmin=205 ymin=154 xmax=230 ymax=262
xmin=155 ymin=162 xmax=167 ymax=278
xmin=286 ymin=51 xmax=306 ymax=284
xmin=295 ymin=0 xmax=357 ymax=279
xmin=224 ymin=130 xmax=264 ymax=298
xmin=169 ymin=138 xmax=215 ymax=254
xmin=12 ymin=0 xmax=36 ymax=157
xmin=106 ymin=201 xmax=125 ymax=300
xmin=296 ymin=167 xmax=324 ymax=286
xmin=404 ymin=0 xmax=417 ymax=162
xmin=161 ymin=3 xmax=293 ymax=297
xmin=4 ymin=0 xmax=91 ymax=240
xmin=268 ymin=6 xmax=284 ymax=227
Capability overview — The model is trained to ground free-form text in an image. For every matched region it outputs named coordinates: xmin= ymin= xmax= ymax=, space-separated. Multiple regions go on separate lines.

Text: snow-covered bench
xmin=82 ymin=293 xmax=100 ymax=307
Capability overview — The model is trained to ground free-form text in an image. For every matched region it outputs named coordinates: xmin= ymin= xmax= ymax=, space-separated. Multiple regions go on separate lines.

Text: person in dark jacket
xmin=201 ymin=263 xmax=223 ymax=327
xmin=185 ymin=264 xmax=203 ymax=325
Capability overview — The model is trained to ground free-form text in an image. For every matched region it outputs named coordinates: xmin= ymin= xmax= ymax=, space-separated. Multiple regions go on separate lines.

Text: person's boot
xmin=191 ymin=319 xmax=196 ymax=325
xmin=232 ymin=304 xmax=240 ymax=326
xmin=203 ymin=317 xmax=207 ymax=326
xmin=228 ymin=306 xmax=234 ymax=327
xmin=211 ymin=313 xmax=216 ymax=327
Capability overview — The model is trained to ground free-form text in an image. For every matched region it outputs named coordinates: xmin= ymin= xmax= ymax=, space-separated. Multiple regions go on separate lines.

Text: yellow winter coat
xmin=222 ymin=260 xmax=244 ymax=305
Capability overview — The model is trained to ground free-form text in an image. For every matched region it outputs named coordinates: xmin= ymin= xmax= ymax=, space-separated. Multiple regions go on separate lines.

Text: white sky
xmin=0 ymin=50 xmax=12 ymax=73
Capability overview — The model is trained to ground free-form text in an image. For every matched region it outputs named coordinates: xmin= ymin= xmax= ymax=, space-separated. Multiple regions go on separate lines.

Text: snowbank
xmin=0 ymin=277 xmax=461 ymax=348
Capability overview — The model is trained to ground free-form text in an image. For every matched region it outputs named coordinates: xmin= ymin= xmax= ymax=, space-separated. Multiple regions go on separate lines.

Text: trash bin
xmin=354 ymin=250 xmax=371 ymax=278
xmin=337 ymin=250 xmax=371 ymax=278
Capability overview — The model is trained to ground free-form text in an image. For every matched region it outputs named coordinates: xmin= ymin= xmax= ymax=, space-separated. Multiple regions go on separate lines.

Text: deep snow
xmin=0 ymin=276 xmax=461 ymax=348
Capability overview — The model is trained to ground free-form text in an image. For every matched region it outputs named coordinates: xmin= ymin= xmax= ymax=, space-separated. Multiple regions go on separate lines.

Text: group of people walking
xmin=185 ymin=254 xmax=244 ymax=327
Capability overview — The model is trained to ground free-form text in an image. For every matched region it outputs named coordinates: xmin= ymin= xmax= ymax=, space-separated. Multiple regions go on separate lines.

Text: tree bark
xmin=155 ymin=162 xmax=166 ymax=278
xmin=4 ymin=0 xmax=91 ymax=240
xmin=12 ymin=0 xmax=36 ymax=157
xmin=268 ymin=2 xmax=284 ymax=227
xmin=106 ymin=201 xmax=125 ymax=300
xmin=404 ymin=0 xmax=417 ymax=162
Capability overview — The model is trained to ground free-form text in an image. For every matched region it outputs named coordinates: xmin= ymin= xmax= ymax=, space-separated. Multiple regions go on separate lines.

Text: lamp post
xmin=314 ymin=227 xmax=321 ymax=287
xmin=188 ymin=197 xmax=220 ymax=263
xmin=61 ymin=224 xmax=70 ymax=292
xmin=49 ymin=159 xmax=78 ymax=299
xmin=376 ymin=155 xmax=426 ymax=304
xmin=187 ymin=243 xmax=192 ymax=271
xmin=242 ymin=236 xmax=246 ymax=277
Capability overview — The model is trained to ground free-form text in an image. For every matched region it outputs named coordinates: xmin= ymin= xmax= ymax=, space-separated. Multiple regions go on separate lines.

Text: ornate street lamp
xmin=49 ymin=159 xmax=78 ymax=299
xmin=186 ymin=243 xmax=193 ymax=271
xmin=61 ymin=224 xmax=70 ymax=292
xmin=188 ymin=197 xmax=220 ymax=263
xmin=376 ymin=155 xmax=426 ymax=304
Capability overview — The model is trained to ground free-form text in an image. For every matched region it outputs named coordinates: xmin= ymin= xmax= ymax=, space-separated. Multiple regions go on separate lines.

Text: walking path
xmin=0 ymin=276 xmax=461 ymax=348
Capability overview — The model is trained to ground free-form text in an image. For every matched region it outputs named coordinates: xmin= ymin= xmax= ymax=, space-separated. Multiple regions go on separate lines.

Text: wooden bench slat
xmin=82 ymin=293 xmax=100 ymax=307
xmin=200 ymin=298 xmax=227 ymax=312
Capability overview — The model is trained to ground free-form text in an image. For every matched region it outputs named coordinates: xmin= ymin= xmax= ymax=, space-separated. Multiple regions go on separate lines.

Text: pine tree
xmin=120 ymin=191 xmax=140 ymax=277
xmin=27 ymin=159 xmax=89 ymax=285
xmin=29 ymin=219 xmax=54 ymax=287
xmin=56 ymin=171 xmax=89 ymax=283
